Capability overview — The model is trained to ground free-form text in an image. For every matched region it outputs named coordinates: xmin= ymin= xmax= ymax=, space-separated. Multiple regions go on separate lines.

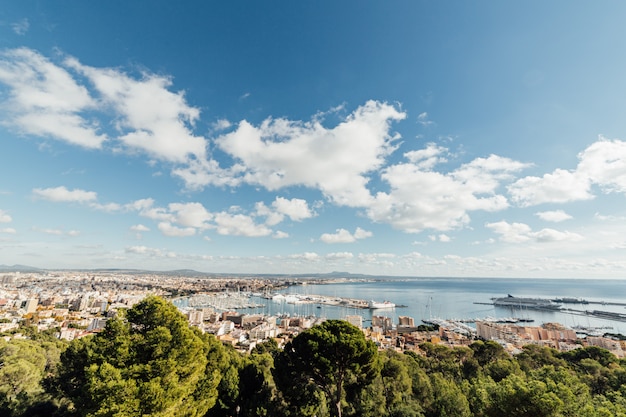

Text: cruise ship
xmin=368 ymin=300 xmax=396 ymax=309
xmin=492 ymin=294 xmax=561 ymax=310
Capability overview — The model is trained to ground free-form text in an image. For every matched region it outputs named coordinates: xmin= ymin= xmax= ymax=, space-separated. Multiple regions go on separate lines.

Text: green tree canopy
xmin=275 ymin=320 xmax=379 ymax=417
xmin=52 ymin=296 xmax=222 ymax=417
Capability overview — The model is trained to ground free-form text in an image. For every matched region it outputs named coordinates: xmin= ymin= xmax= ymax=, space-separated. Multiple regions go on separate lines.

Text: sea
xmin=242 ymin=277 xmax=626 ymax=335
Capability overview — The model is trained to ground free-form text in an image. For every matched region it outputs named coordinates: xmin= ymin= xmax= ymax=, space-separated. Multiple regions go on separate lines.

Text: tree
xmin=52 ymin=296 xmax=222 ymax=417
xmin=275 ymin=320 xmax=379 ymax=417
xmin=0 ymin=338 xmax=64 ymax=416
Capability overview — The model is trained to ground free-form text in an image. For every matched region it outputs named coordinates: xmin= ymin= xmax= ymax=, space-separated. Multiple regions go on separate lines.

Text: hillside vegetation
xmin=1 ymin=296 xmax=626 ymax=417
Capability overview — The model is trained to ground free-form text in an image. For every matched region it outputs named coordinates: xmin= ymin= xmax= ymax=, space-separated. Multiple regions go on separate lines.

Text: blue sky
xmin=1 ymin=2 xmax=626 ymax=278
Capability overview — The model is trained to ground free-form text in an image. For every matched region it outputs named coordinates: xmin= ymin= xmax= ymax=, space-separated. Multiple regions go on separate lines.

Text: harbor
xmin=175 ymin=278 xmax=626 ymax=336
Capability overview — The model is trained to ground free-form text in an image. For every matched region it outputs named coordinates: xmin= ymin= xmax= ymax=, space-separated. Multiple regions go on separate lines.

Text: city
xmin=2 ymin=270 xmax=624 ymax=359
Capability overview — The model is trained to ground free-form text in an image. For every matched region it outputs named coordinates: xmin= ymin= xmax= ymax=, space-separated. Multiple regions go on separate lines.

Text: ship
xmin=368 ymin=300 xmax=396 ymax=309
xmin=491 ymin=294 xmax=561 ymax=310
xmin=550 ymin=297 xmax=589 ymax=304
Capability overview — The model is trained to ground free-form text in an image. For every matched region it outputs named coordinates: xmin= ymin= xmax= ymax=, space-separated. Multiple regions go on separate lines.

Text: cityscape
xmin=2 ymin=268 xmax=624 ymax=359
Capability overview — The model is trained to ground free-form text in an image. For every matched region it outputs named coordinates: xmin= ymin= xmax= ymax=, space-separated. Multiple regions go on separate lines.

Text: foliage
xmin=275 ymin=320 xmax=378 ymax=417
xmin=4 ymin=303 xmax=626 ymax=417
xmin=51 ymin=296 xmax=222 ymax=417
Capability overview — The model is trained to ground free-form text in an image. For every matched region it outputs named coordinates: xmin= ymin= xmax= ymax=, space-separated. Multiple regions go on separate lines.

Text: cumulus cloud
xmin=508 ymin=137 xmax=626 ymax=206
xmin=486 ymin=220 xmax=583 ymax=243
xmin=212 ymin=119 xmax=232 ymax=131
xmin=214 ymin=100 xmax=406 ymax=206
xmin=130 ymin=224 xmax=150 ymax=232
xmin=577 ymin=137 xmax=626 ymax=193
xmin=0 ymin=228 xmax=16 ymax=234
xmin=66 ymin=56 xmax=207 ymax=163
xmin=157 ymin=222 xmax=196 ymax=237
xmin=0 ymin=210 xmax=11 ymax=223
xmin=0 ymin=48 xmax=105 ymax=148
xmin=320 ymin=227 xmax=373 ymax=244
xmin=535 ymin=210 xmax=572 ymax=222
xmin=256 ymin=196 xmax=314 ymax=226
xmin=404 ymin=143 xmax=448 ymax=170
xmin=168 ymin=202 xmax=213 ymax=229
xmin=273 ymin=230 xmax=289 ymax=239
xmin=33 ymin=186 xmax=97 ymax=203
xmin=367 ymin=151 xmax=528 ymax=232
xmin=508 ymin=169 xmax=592 ymax=207
xmin=213 ymin=212 xmax=272 ymax=237
xmin=429 ymin=234 xmax=451 ymax=242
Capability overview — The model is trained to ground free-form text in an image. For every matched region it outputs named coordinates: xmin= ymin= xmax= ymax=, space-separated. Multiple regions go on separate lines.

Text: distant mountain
xmin=0 ymin=264 xmax=43 ymax=273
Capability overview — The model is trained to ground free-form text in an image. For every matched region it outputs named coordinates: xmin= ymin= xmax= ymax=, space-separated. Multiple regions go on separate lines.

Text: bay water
xmin=249 ymin=277 xmax=626 ymax=335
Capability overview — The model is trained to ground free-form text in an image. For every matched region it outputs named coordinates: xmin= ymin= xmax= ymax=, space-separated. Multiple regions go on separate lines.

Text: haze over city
xmin=1 ymin=2 xmax=626 ymax=278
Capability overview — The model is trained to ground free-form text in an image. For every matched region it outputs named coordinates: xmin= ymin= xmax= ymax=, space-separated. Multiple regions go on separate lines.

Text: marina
xmin=173 ymin=278 xmax=626 ymax=336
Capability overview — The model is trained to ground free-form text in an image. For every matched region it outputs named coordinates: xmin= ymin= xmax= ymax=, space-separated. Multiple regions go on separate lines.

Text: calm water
xmin=248 ymin=278 xmax=626 ymax=334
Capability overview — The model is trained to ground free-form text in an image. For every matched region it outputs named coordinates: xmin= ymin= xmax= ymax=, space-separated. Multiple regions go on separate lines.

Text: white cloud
xmin=485 ymin=221 xmax=533 ymax=243
xmin=320 ymin=227 xmax=373 ymax=244
xmin=0 ymin=48 xmax=105 ymax=148
xmin=532 ymin=228 xmax=583 ymax=243
xmin=404 ymin=143 xmax=448 ymax=170
xmin=486 ymin=220 xmax=583 ymax=243
xmin=215 ymin=100 xmax=406 ymax=206
xmin=11 ymin=19 xmax=29 ymax=35
xmin=535 ymin=210 xmax=572 ymax=222
xmin=130 ymin=199 xmax=174 ymax=222
xmin=417 ymin=112 xmax=434 ymax=126
xmin=272 ymin=197 xmax=313 ymax=221
xmin=65 ymin=57 xmax=206 ymax=163
xmin=33 ymin=186 xmax=97 ymax=203
xmin=0 ymin=210 xmax=11 ymax=223
xmin=367 ymin=153 xmax=527 ymax=233
xmin=213 ymin=212 xmax=272 ymax=237
xmin=172 ymin=158 xmax=244 ymax=190
xmin=429 ymin=234 xmax=451 ymax=242
xmin=157 ymin=222 xmax=196 ymax=237
xmin=508 ymin=137 xmax=626 ymax=206
xmin=288 ymin=252 xmax=320 ymax=261
xmin=168 ymin=202 xmax=213 ymax=229
xmin=577 ymin=137 xmax=626 ymax=193
xmin=256 ymin=197 xmax=314 ymax=226
xmin=325 ymin=252 xmax=354 ymax=260
xmin=212 ymin=119 xmax=232 ymax=131
xmin=130 ymin=224 xmax=150 ymax=232
xmin=508 ymin=169 xmax=592 ymax=207
xmin=89 ymin=202 xmax=123 ymax=212
xmin=0 ymin=228 xmax=16 ymax=234
xmin=273 ymin=230 xmax=289 ymax=239
xmin=126 ymin=246 xmax=164 ymax=257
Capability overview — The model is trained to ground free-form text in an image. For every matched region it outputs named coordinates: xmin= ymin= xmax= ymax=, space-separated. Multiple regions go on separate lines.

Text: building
xmin=475 ymin=321 xmax=577 ymax=349
xmin=372 ymin=315 xmax=394 ymax=332
xmin=345 ymin=315 xmax=363 ymax=329
xmin=24 ymin=298 xmax=38 ymax=314
xmin=398 ymin=316 xmax=415 ymax=327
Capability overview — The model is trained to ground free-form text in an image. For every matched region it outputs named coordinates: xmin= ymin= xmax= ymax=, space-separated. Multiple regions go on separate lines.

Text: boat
xmin=551 ymin=297 xmax=589 ymax=304
xmin=368 ymin=300 xmax=396 ymax=309
xmin=491 ymin=294 xmax=561 ymax=310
